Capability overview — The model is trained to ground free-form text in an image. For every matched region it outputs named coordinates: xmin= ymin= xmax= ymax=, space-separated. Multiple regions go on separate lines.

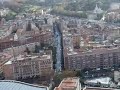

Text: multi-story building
xmin=59 ymin=17 xmax=120 ymax=71
xmin=3 ymin=51 xmax=53 ymax=80
xmin=54 ymin=77 xmax=81 ymax=90
xmin=64 ymin=47 xmax=120 ymax=70
xmin=0 ymin=16 xmax=54 ymax=52
xmin=0 ymin=53 xmax=12 ymax=72
xmin=0 ymin=31 xmax=53 ymax=50
xmin=72 ymin=35 xmax=81 ymax=49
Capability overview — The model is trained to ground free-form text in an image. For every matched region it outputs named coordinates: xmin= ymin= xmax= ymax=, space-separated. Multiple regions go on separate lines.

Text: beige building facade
xmin=3 ymin=51 xmax=53 ymax=80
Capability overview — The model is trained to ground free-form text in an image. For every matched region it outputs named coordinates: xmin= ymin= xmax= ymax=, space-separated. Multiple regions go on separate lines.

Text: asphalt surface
xmin=53 ymin=23 xmax=62 ymax=72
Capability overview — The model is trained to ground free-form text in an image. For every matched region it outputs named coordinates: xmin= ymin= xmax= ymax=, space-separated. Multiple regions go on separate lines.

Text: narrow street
xmin=53 ymin=22 xmax=62 ymax=72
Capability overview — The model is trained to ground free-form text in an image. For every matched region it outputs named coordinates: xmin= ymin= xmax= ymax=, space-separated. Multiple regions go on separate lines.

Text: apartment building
xmin=3 ymin=51 xmax=53 ymax=79
xmin=64 ymin=47 xmax=120 ymax=70
xmin=0 ymin=31 xmax=53 ymax=51
xmin=0 ymin=19 xmax=53 ymax=51
xmin=54 ymin=77 xmax=81 ymax=90
xmin=0 ymin=53 xmax=12 ymax=72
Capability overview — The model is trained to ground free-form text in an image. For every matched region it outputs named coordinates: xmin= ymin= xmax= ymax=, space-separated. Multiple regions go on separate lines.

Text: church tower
xmin=94 ymin=4 xmax=103 ymax=14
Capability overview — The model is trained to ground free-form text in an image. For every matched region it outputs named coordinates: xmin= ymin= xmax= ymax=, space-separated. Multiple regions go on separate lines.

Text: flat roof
xmin=0 ymin=80 xmax=48 ymax=90
xmin=54 ymin=77 xmax=79 ymax=90
xmin=85 ymin=77 xmax=111 ymax=85
xmin=5 ymin=60 xmax=12 ymax=65
xmin=66 ymin=47 xmax=120 ymax=56
xmin=15 ymin=54 xmax=51 ymax=61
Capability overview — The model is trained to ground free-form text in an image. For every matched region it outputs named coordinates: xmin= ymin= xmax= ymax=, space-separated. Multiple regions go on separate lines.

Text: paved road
xmin=53 ymin=23 xmax=62 ymax=72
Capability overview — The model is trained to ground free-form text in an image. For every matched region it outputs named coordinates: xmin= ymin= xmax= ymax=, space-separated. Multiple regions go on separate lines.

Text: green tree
xmin=53 ymin=70 xmax=77 ymax=86
xmin=51 ymin=9 xmax=87 ymax=18
xmin=64 ymin=0 xmax=120 ymax=11
xmin=4 ymin=11 xmax=17 ymax=21
xmin=65 ymin=2 xmax=80 ymax=11
xmin=0 ymin=72 xmax=5 ymax=80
